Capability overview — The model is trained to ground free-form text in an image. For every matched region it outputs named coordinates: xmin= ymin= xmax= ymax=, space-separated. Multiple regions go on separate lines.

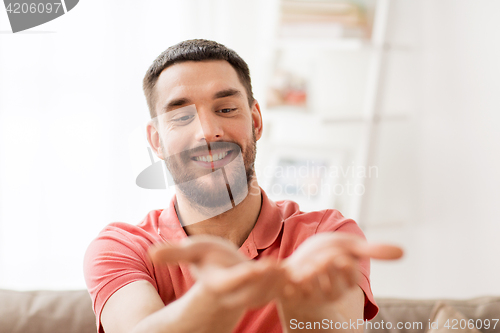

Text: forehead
xmin=154 ymin=60 xmax=245 ymax=108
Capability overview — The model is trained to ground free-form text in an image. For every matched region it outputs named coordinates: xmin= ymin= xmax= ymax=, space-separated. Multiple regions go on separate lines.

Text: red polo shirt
xmin=84 ymin=190 xmax=378 ymax=333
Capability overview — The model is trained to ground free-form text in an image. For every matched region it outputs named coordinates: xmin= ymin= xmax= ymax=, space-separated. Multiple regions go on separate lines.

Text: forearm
xmin=277 ymin=287 xmax=364 ymax=333
xmin=131 ymin=282 xmax=246 ymax=333
xmin=277 ymin=300 xmax=352 ymax=333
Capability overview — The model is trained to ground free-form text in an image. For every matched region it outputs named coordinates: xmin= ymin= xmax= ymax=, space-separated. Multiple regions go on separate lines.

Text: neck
xmin=175 ymin=178 xmax=262 ymax=247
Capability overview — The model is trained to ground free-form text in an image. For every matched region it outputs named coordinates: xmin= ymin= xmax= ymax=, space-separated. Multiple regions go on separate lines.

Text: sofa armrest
xmin=0 ymin=289 xmax=96 ymax=333
xmin=367 ymin=297 xmax=500 ymax=333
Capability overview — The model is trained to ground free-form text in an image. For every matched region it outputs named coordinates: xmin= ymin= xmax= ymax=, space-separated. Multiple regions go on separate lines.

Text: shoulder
xmin=276 ymin=199 xmax=364 ymax=249
xmin=83 ymin=211 xmax=168 ymax=329
xmin=277 ymin=200 xmax=356 ymax=234
xmin=83 ymin=210 xmax=165 ymax=278
xmin=91 ymin=210 xmax=164 ymax=246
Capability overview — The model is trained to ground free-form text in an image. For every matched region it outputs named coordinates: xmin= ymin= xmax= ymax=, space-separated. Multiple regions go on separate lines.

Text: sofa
xmin=365 ymin=297 xmax=500 ymax=333
xmin=0 ymin=289 xmax=499 ymax=333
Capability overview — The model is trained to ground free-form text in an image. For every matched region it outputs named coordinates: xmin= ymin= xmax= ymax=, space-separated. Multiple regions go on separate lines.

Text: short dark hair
xmin=143 ymin=39 xmax=255 ymax=119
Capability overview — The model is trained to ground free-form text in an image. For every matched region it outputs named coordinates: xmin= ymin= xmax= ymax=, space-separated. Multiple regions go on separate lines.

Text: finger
xmin=218 ymin=264 xmax=285 ymax=308
xmin=297 ymin=232 xmax=404 ymax=261
xmin=148 ymin=237 xmax=244 ymax=266
xmin=282 ymin=282 xmax=297 ymax=298
xmin=323 ymin=235 xmax=404 ymax=261
xmin=317 ymin=272 xmax=332 ymax=297
xmin=355 ymin=243 xmax=404 ymax=260
xmin=313 ymin=257 xmax=352 ymax=302
xmin=148 ymin=241 xmax=207 ymax=264
xmin=285 ymin=250 xmax=358 ymax=299
xmin=322 ymin=268 xmax=344 ymax=301
xmin=284 ymin=249 xmax=334 ymax=281
xmin=204 ymin=258 xmax=280 ymax=294
xmin=287 ymin=248 xmax=345 ymax=282
xmin=292 ymin=261 xmax=329 ymax=298
xmin=307 ymin=274 xmax=344 ymax=303
xmin=343 ymin=242 xmax=403 ymax=260
xmin=330 ymin=254 xmax=359 ymax=288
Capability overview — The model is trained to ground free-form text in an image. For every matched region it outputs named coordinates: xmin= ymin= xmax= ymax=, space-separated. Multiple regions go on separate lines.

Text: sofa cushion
xmin=1 ymin=289 xmax=499 ymax=333
xmin=366 ymin=296 xmax=500 ymax=333
xmin=427 ymin=302 xmax=481 ymax=333
xmin=0 ymin=289 xmax=96 ymax=333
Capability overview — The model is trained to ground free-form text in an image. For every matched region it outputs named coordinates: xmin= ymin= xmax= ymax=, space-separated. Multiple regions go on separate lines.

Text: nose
xmin=195 ymin=110 xmax=224 ymax=143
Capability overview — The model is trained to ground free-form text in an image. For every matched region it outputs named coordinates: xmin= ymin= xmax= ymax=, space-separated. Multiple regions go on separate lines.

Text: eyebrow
xmin=213 ymin=88 xmax=243 ymax=100
xmin=163 ymin=97 xmax=192 ymax=112
xmin=162 ymin=88 xmax=243 ymax=113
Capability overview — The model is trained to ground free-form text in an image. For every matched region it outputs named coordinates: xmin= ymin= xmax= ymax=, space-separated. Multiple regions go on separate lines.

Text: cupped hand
xmin=148 ymin=236 xmax=286 ymax=310
xmin=280 ymin=232 xmax=403 ymax=304
xmin=148 ymin=233 xmax=403 ymax=310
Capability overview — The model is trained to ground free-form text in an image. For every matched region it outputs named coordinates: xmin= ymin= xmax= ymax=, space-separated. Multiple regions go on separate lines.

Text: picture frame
xmin=261 ymin=145 xmax=344 ymax=212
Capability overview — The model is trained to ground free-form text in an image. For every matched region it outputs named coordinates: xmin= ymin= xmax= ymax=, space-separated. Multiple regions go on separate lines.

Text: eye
xmin=171 ymin=114 xmax=195 ymax=124
xmin=217 ymin=108 xmax=237 ymax=114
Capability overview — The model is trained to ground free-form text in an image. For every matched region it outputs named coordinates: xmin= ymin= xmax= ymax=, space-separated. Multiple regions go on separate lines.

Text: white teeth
xmin=195 ymin=151 xmax=229 ymax=162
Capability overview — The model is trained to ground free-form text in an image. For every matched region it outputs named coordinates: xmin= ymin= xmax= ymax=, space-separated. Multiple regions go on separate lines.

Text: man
xmin=84 ymin=39 xmax=402 ymax=333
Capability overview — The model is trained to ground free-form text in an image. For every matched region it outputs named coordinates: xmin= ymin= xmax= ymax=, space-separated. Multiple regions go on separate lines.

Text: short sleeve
xmin=83 ymin=223 xmax=158 ymax=333
xmin=316 ymin=210 xmax=379 ymax=321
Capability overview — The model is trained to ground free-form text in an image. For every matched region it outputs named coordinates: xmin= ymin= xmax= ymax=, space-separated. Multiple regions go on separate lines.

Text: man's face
xmin=148 ymin=60 xmax=262 ymax=211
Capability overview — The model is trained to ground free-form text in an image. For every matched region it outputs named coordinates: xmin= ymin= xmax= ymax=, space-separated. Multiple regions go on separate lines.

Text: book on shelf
xmin=279 ymin=0 xmax=370 ymax=40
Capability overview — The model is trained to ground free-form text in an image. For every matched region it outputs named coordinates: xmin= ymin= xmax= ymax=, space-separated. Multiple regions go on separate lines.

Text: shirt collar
xmin=157 ymin=189 xmax=285 ymax=253
xmin=157 ymin=196 xmax=187 ymax=242
xmin=249 ymin=189 xmax=285 ymax=250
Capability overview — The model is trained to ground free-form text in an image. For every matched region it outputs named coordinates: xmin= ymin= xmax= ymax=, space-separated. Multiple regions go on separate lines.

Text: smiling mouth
xmin=191 ymin=150 xmax=232 ymax=163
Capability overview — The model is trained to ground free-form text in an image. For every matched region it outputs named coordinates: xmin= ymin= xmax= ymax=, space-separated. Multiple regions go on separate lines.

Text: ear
xmin=251 ymin=100 xmax=263 ymax=141
xmin=146 ymin=120 xmax=165 ymax=160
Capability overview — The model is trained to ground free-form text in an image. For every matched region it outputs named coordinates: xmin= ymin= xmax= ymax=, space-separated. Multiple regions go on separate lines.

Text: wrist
xmin=277 ymin=290 xmax=335 ymax=322
xmin=196 ymin=280 xmax=247 ymax=315
xmin=277 ymin=296 xmax=314 ymax=317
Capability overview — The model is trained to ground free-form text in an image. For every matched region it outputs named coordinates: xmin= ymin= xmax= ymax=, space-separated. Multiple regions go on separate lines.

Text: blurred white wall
xmin=366 ymin=0 xmax=500 ymax=299
xmin=0 ymin=0 xmax=499 ymax=299
xmin=0 ymin=0 xmax=186 ymax=289
xmin=0 ymin=0 xmax=274 ymax=290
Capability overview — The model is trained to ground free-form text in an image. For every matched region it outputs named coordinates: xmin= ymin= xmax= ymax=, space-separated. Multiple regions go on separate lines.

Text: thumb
xmin=360 ymin=243 xmax=404 ymax=260
xmin=148 ymin=237 xmax=246 ymax=267
xmin=148 ymin=241 xmax=206 ymax=264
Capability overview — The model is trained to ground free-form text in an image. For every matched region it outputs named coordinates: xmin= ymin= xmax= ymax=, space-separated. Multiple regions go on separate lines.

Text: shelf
xmin=275 ymin=37 xmax=368 ymax=51
xmin=263 ymin=108 xmax=409 ymax=124
xmin=322 ymin=114 xmax=409 ymax=123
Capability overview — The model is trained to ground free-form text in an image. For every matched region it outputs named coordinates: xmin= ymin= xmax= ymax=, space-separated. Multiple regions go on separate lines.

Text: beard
xmin=162 ymin=128 xmax=257 ymax=212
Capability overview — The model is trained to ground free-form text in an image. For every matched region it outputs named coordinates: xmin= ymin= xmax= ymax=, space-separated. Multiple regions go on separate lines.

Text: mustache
xmin=180 ymin=141 xmax=242 ymax=159
xmin=164 ymin=141 xmax=243 ymax=184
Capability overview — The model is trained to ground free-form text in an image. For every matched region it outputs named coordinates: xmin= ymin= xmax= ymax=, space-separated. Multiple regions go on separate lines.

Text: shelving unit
xmin=257 ymin=0 xmax=396 ymax=225
xmin=350 ymin=0 xmax=391 ymax=224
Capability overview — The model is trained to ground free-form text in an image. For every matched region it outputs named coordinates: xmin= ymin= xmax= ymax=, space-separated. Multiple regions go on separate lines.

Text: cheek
xmin=162 ymin=133 xmax=189 ymax=157
xmin=160 ymin=124 xmax=200 ymax=156
xmin=227 ymin=119 xmax=253 ymax=138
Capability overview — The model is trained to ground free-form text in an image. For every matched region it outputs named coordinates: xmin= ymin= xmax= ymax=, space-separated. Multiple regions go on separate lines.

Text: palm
xmin=149 ymin=236 xmax=285 ymax=309
xmin=281 ymin=232 xmax=403 ymax=303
